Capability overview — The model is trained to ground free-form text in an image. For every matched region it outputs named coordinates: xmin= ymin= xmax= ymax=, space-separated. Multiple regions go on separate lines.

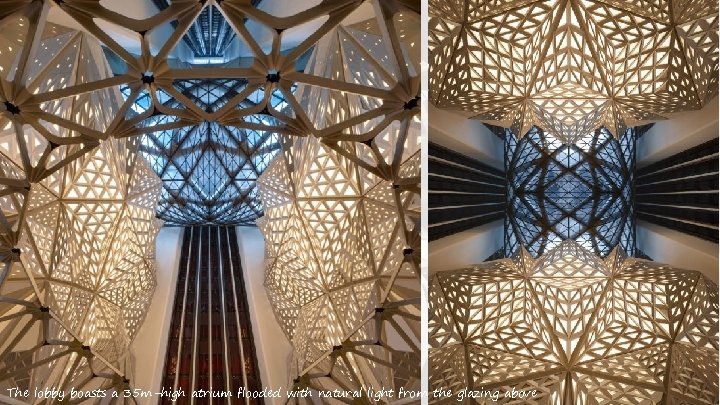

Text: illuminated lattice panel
xmin=0 ymin=14 xmax=162 ymax=371
xmin=2 ymin=1 xmax=419 ymax=226
xmin=505 ymin=126 xmax=635 ymax=257
xmin=295 ymin=4 xmax=421 ymax=176
xmin=125 ymin=80 xmax=284 ymax=226
xmin=429 ymin=241 xmax=719 ymax=404
xmin=0 ymin=264 xmax=138 ymax=403
xmin=256 ymin=2 xmax=420 ymax=400
xmin=0 ymin=18 xmax=123 ymax=244
xmin=257 ymin=134 xmax=420 ymax=400
xmin=0 ymin=136 xmax=162 ymax=372
xmin=429 ymin=0 xmax=719 ymax=143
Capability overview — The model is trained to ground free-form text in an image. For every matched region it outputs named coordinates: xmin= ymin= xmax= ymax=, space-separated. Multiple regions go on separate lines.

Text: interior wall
xmin=428 ymin=104 xmax=506 ymax=269
xmin=636 ymin=220 xmax=718 ymax=283
xmin=130 ymin=226 xmax=184 ymax=405
xmin=634 ymin=97 xmax=718 ymax=277
xmin=429 ymin=220 xmax=504 ymax=273
xmin=636 ymin=97 xmax=719 ymax=167
xmin=235 ymin=226 xmax=292 ymax=405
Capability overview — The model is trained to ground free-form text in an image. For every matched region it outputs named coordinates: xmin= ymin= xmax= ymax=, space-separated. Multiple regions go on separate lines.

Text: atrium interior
xmin=0 ymin=0 xmax=420 ymax=403
xmin=428 ymin=0 xmax=719 ymax=403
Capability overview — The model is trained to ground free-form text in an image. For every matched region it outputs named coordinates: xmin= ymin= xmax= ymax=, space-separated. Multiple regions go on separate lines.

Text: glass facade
xmin=505 ymin=126 xmax=635 ymax=257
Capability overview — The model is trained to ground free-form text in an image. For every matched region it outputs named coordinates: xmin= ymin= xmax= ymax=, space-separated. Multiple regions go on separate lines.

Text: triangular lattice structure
xmin=429 ymin=0 xmax=719 ymax=143
xmin=429 ymin=241 xmax=719 ymax=404
xmin=258 ymin=133 xmax=420 ymax=400
xmin=2 ymin=0 xmax=420 ymax=225
xmin=505 ymin=126 xmax=635 ymax=257
xmin=0 ymin=14 xmax=163 ymax=399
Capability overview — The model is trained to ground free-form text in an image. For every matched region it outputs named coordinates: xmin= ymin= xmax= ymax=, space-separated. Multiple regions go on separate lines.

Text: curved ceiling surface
xmin=1 ymin=0 xmax=420 ymax=225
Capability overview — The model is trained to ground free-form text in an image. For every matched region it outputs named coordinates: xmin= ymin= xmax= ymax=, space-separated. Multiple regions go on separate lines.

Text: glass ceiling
xmin=112 ymin=1 xmax=287 ymax=225
xmin=121 ymin=81 xmax=287 ymax=225
xmin=0 ymin=0 xmax=420 ymax=227
xmin=149 ymin=1 xmax=262 ymax=63
xmin=505 ymin=126 xmax=635 ymax=257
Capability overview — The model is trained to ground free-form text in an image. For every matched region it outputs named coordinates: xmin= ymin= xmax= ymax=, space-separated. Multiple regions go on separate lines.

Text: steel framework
xmin=2 ymin=0 xmax=420 ymax=226
xmin=122 ymin=80 xmax=285 ymax=225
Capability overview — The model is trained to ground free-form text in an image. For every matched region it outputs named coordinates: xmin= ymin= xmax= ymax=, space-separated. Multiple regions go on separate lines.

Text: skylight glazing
xmin=121 ymin=81 xmax=285 ymax=225
xmin=505 ymin=126 xmax=635 ymax=257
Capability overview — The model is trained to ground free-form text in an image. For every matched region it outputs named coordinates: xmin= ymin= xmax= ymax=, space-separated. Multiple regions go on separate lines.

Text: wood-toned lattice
xmin=2 ymin=0 xmax=420 ymax=225
xmin=429 ymin=241 xmax=719 ymax=404
xmin=0 ymin=292 xmax=139 ymax=401
xmin=0 ymin=135 xmax=162 ymax=393
xmin=429 ymin=0 xmax=719 ymax=143
xmin=258 ymin=135 xmax=420 ymax=402
xmin=1 ymin=0 xmax=419 ymax=400
xmin=0 ymin=12 xmax=163 ymax=399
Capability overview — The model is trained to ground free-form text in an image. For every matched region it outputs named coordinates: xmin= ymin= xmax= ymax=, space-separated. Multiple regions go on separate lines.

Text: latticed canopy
xmin=0 ymin=299 xmax=140 ymax=399
xmin=1 ymin=0 xmax=421 ymax=226
xmin=0 ymin=136 xmax=162 ymax=389
xmin=123 ymin=80 xmax=285 ymax=225
xmin=0 ymin=13 xmax=161 ymax=399
xmin=429 ymin=241 xmax=719 ymax=404
xmin=3 ymin=137 xmax=162 ymax=365
xmin=255 ymin=1 xmax=421 ymax=400
xmin=429 ymin=0 xmax=719 ymax=143
xmin=1 ymin=0 xmax=420 ymax=399
xmin=505 ymin=126 xmax=635 ymax=257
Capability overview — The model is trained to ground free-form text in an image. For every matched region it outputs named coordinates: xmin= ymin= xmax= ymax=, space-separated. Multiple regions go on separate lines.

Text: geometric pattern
xmin=505 ymin=126 xmax=635 ymax=257
xmin=122 ymin=81 xmax=283 ymax=225
xmin=255 ymin=0 xmax=420 ymax=395
xmin=0 ymin=136 xmax=162 ymax=390
xmin=0 ymin=298 xmax=141 ymax=402
xmin=429 ymin=0 xmax=719 ymax=144
xmin=257 ymin=133 xmax=420 ymax=396
xmin=149 ymin=1 xmax=261 ymax=61
xmin=3 ymin=0 xmax=420 ymax=226
xmin=429 ymin=241 xmax=719 ymax=404
xmin=0 ymin=10 xmax=162 ymax=396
